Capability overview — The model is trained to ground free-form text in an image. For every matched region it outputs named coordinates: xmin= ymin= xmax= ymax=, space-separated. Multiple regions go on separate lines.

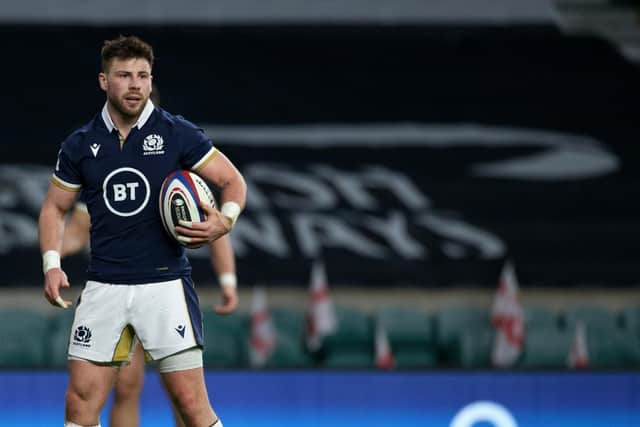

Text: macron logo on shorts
xmin=175 ymin=325 xmax=186 ymax=338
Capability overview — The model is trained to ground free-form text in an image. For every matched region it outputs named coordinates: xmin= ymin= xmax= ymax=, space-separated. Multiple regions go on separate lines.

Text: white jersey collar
xmin=101 ymin=99 xmax=155 ymax=133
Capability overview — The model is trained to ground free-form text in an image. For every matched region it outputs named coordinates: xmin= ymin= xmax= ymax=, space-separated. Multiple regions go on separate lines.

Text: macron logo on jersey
xmin=143 ymin=134 xmax=165 ymax=156
xmin=90 ymin=143 xmax=101 ymax=158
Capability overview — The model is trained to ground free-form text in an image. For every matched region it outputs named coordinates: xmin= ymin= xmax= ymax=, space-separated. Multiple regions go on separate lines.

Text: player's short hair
xmin=101 ymin=35 xmax=154 ymax=72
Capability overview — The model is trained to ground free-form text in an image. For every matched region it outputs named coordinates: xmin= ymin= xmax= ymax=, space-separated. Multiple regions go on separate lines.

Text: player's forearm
xmin=218 ymin=172 xmax=247 ymax=211
xmin=39 ymin=201 xmax=66 ymax=254
xmin=198 ymin=152 xmax=247 ymax=228
xmin=209 ymin=236 xmax=236 ymax=276
xmin=60 ymin=233 xmax=86 ymax=258
xmin=61 ymin=209 xmax=91 ymax=257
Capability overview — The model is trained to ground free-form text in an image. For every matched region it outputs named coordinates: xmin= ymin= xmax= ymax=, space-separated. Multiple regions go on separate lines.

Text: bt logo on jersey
xmin=102 ymin=167 xmax=151 ymax=217
xmin=113 ymin=182 xmax=140 ymax=201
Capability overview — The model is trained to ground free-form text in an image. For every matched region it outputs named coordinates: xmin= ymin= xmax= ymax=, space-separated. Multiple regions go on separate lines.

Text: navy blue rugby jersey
xmin=51 ymin=100 xmax=218 ymax=284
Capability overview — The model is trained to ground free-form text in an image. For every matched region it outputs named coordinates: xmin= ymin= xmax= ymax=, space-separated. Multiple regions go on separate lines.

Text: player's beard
xmin=108 ymin=92 xmax=148 ymax=120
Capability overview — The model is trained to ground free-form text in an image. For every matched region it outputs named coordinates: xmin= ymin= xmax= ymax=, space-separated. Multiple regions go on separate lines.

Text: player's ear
xmin=98 ymin=72 xmax=108 ymax=91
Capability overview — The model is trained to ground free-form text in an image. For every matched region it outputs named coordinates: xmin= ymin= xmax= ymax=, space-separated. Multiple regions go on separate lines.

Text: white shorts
xmin=68 ymin=278 xmax=203 ymax=363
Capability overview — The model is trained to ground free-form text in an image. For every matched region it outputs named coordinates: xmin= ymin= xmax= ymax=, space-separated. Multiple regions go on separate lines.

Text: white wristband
xmin=220 ymin=202 xmax=241 ymax=227
xmin=43 ymin=250 xmax=61 ymax=274
xmin=219 ymin=272 xmax=237 ymax=288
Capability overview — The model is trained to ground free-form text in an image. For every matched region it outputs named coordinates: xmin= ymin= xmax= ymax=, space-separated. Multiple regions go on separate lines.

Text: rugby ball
xmin=159 ymin=170 xmax=215 ymax=247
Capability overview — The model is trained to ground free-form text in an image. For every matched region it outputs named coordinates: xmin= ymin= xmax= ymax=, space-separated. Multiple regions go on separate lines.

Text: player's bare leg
xmin=66 ymin=360 xmax=119 ymax=426
xmin=110 ymin=344 xmax=146 ymax=427
xmin=170 ymin=400 xmax=187 ymax=427
xmin=160 ymin=367 xmax=217 ymax=427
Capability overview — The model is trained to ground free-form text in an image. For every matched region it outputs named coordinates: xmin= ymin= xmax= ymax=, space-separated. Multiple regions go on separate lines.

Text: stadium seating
xmin=584 ymin=328 xmax=640 ymax=368
xmin=323 ymin=306 xmax=374 ymax=369
xmin=621 ymin=306 xmax=640 ymax=337
xmin=436 ymin=305 xmax=492 ymax=366
xmin=1 ymin=302 xmax=638 ymax=370
xmin=524 ymin=305 xmax=559 ymax=331
xmin=270 ymin=306 xmax=306 ymax=342
xmin=47 ymin=310 xmax=75 ymax=369
xmin=459 ymin=328 xmax=494 ymax=368
xmin=0 ymin=309 xmax=48 ymax=368
xmin=244 ymin=306 xmax=312 ymax=368
xmin=202 ymin=311 xmax=248 ymax=368
xmin=265 ymin=333 xmax=313 ymax=368
xmin=520 ymin=326 xmax=572 ymax=369
xmin=375 ymin=306 xmax=438 ymax=368
xmin=562 ymin=305 xmax=618 ymax=334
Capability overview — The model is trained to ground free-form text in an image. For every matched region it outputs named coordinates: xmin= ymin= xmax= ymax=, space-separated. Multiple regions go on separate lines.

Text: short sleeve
xmin=51 ymin=139 xmax=82 ymax=192
xmin=178 ymin=117 xmax=218 ymax=172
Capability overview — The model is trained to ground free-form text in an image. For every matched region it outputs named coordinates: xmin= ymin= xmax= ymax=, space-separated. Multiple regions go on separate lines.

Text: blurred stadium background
xmin=1 ymin=0 xmax=639 ymax=425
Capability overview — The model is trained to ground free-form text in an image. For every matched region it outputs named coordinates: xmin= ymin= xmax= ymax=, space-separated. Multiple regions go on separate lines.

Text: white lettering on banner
xmin=205 ymin=124 xmax=620 ymax=180
xmin=245 ymin=162 xmax=431 ymax=211
xmin=417 ymin=214 xmax=505 ymax=258
xmin=312 ymin=165 xmax=431 ymax=210
xmin=0 ymin=165 xmax=51 ymax=213
xmin=292 ymin=213 xmax=388 ymax=258
xmin=364 ymin=211 xmax=425 ymax=259
xmin=0 ymin=163 xmax=505 ymax=260
xmin=227 ymin=212 xmax=426 ymax=259
xmin=231 ymin=162 xmax=505 ymax=260
xmin=243 ymin=176 xmax=270 ymax=210
xmin=244 ymin=164 xmax=336 ymax=210
xmin=450 ymin=401 xmax=518 ymax=427
xmin=0 ymin=211 xmax=38 ymax=254
xmin=222 ymin=210 xmax=504 ymax=260
xmin=228 ymin=214 xmax=290 ymax=257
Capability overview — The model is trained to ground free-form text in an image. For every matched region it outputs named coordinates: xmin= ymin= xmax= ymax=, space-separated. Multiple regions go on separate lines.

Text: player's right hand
xmin=44 ymin=268 xmax=72 ymax=309
xmin=175 ymin=203 xmax=232 ymax=247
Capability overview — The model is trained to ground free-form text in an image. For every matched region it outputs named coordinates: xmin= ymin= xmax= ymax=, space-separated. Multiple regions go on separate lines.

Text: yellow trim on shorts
xmin=112 ymin=325 xmax=135 ymax=362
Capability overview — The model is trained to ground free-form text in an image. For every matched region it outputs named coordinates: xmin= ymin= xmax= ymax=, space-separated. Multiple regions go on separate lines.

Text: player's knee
xmin=113 ymin=372 xmax=144 ymax=402
xmin=66 ymin=387 xmax=101 ymax=424
xmin=172 ymin=387 xmax=201 ymax=416
xmin=66 ymin=385 xmax=91 ymax=409
xmin=113 ymin=381 xmax=142 ymax=403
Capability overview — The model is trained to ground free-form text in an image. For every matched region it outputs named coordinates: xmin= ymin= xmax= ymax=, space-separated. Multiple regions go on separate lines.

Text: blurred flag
xmin=568 ymin=321 xmax=589 ymax=369
xmin=305 ymin=260 xmax=337 ymax=351
xmin=374 ymin=322 xmax=394 ymax=370
xmin=491 ymin=260 xmax=525 ymax=367
xmin=249 ymin=286 xmax=276 ymax=367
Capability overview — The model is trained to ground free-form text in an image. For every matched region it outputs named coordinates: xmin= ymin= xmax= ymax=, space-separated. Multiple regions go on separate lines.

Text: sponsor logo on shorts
xmin=175 ymin=325 xmax=186 ymax=338
xmin=73 ymin=325 xmax=92 ymax=347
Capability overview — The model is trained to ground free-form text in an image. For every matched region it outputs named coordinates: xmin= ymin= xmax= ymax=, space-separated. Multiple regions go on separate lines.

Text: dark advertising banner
xmin=0 ymin=123 xmax=635 ymax=287
xmin=0 ymin=25 xmax=638 ymax=287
